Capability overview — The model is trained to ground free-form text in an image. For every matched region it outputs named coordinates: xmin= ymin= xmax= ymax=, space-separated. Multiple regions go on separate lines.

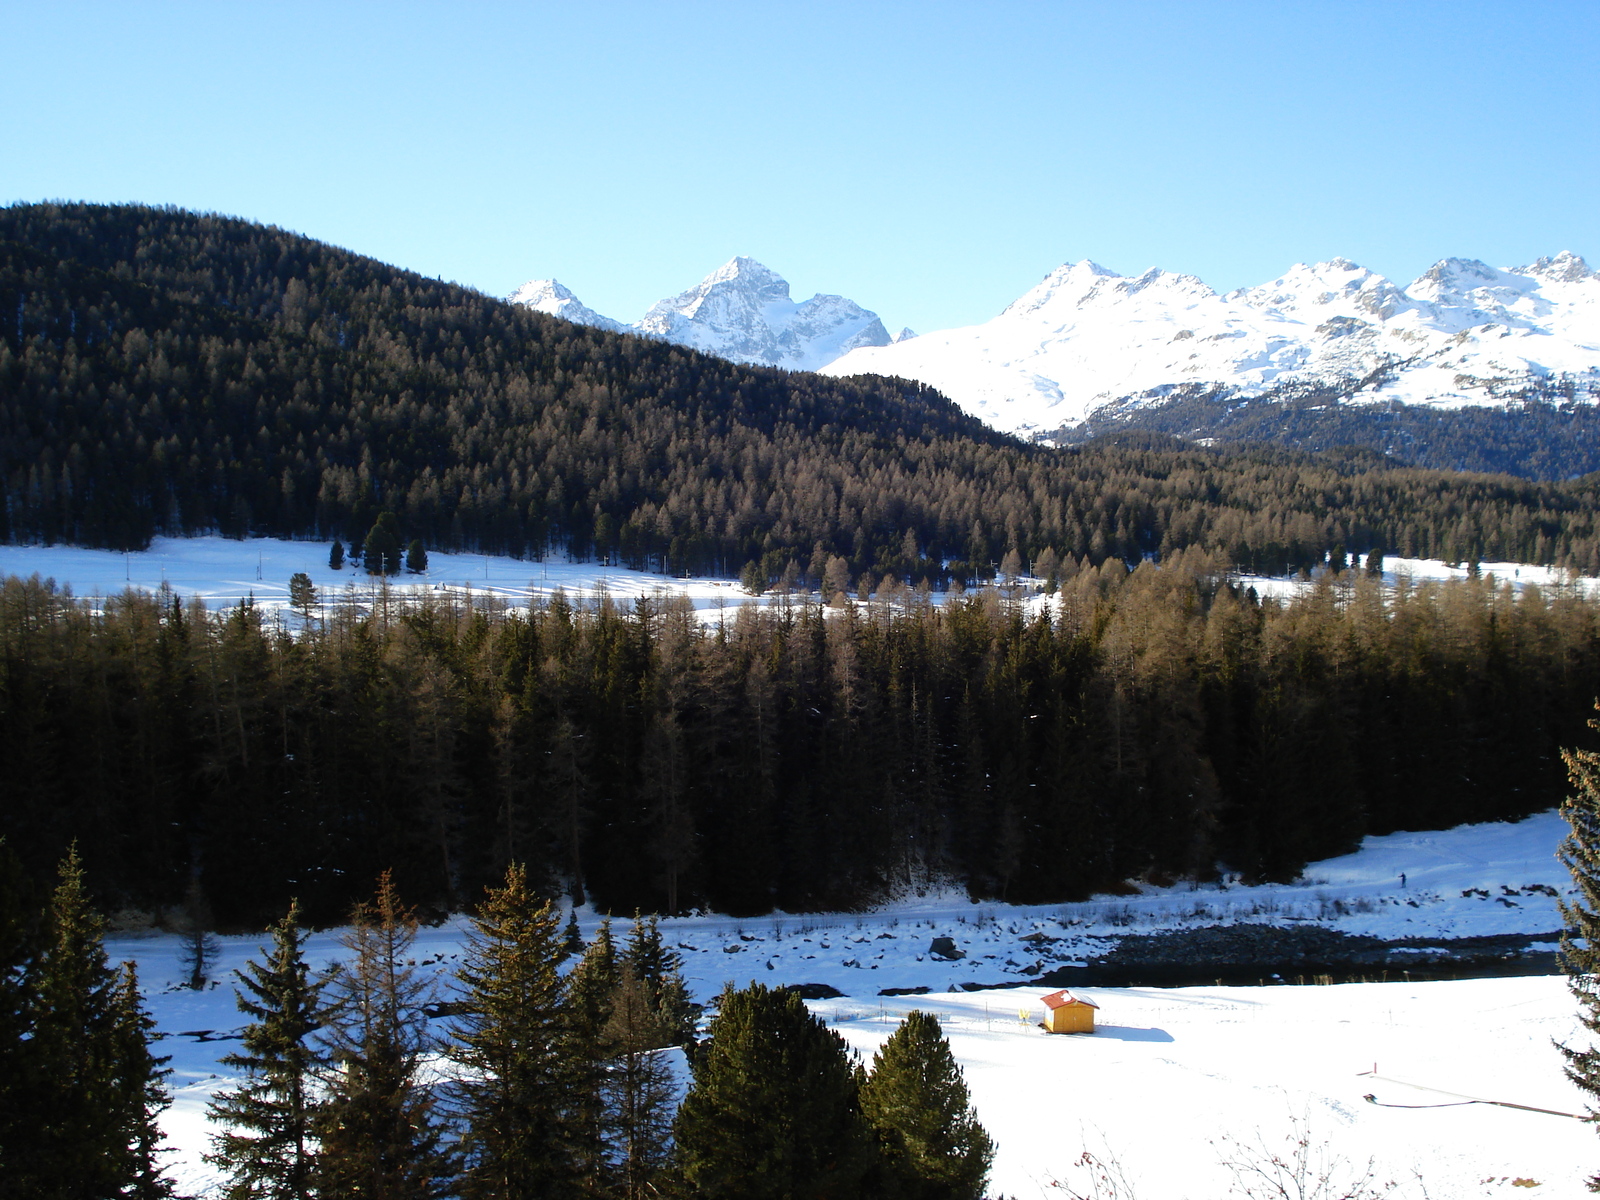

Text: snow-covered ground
xmin=110 ymin=810 xmax=1592 ymax=1198
xmin=2 ymin=537 xmax=1591 ymax=630
xmin=0 ymin=536 xmax=770 ymax=627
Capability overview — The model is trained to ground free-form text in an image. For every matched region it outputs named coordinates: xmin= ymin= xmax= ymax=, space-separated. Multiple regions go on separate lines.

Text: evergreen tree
xmin=406 ymin=540 xmax=428 ymax=575
xmin=110 ymin=962 xmax=177 ymax=1198
xmin=180 ymin=877 xmax=224 ymax=991
xmin=20 ymin=846 xmax=137 ymax=1199
xmin=1559 ymin=706 xmax=1600 ymax=1190
xmin=601 ymin=963 xmax=677 ymax=1200
xmin=206 ymin=900 xmax=325 ymax=1200
xmin=622 ymin=912 xmax=699 ymax=1045
xmin=859 ymin=1010 xmax=994 ymax=1200
xmin=287 ymin=573 xmax=318 ymax=621
xmin=317 ymin=871 xmax=454 ymax=1199
xmin=448 ymin=863 xmax=583 ymax=1200
xmin=565 ymin=918 xmax=620 ymax=1194
xmin=330 ymin=540 xmax=345 ymax=571
xmin=365 ymin=514 xmax=403 ymax=577
xmin=672 ymin=981 xmax=874 ymax=1199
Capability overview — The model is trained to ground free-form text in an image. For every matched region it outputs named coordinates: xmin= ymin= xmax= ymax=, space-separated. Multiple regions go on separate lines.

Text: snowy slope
xmin=508 ymin=257 xmax=891 ymax=372
xmin=122 ymin=810 xmax=1592 ymax=1198
xmin=821 ymin=253 xmax=1600 ymax=436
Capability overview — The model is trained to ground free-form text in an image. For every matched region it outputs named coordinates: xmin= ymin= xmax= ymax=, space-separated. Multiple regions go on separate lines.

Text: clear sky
xmin=4 ymin=1 xmax=1596 ymax=336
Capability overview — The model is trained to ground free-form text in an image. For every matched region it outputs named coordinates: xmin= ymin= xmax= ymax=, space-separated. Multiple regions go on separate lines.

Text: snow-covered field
xmin=0 ymin=535 xmax=759 ymax=626
xmin=107 ymin=810 xmax=1593 ymax=1198
xmin=1 ymin=536 xmax=1589 ymax=629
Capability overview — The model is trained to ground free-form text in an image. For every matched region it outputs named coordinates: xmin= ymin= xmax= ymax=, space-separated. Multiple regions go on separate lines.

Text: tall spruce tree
xmin=622 ymin=912 xmax=699 ymax=1045
xmin=565 ymin=917 xmax=620 ymax=1194
xmin=110 ymin=962 xmax=177 ymax=1199
xmin=316 ymin=871 xmax=454 ymax=1199
xmin=602 ymin=963 xmax=677 ymax=1200
xmin=1560 ymin=707 xmax=1600 ymax=1190
xmin=20 ymin=846 xmax=142 ymax=1200
xmin=672 ymin=981 xmax=875 ymax=1199
xmin=859 ymin=1011 xmax=994 ymax=1200
xmin=206 ymin=900 xmax=325 ymax=1200
xmin=448 ymin=863 xmax=583 ymax=1200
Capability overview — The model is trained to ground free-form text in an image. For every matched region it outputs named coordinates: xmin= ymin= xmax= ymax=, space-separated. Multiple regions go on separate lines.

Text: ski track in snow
xmin=10 ymin=538 xmax=1596 ymax=1196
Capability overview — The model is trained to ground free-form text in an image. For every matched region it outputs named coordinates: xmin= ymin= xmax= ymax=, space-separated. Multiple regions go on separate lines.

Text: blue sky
xmin=5 ymin=1 xmax=1596 ymax=335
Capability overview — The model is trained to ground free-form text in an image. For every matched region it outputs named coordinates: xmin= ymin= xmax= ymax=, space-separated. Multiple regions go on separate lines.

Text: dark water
xmin=1027 ymin=950 xmax=1561 ymax=991
xmin=881 ymin=930 xmax=1563 ymax=995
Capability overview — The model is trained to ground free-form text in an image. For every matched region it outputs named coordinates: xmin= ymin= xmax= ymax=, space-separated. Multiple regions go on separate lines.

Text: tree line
xmin=9 ymin=202 xmax=1600 ymax=583
xmin=2 ymin=849 xmax=994 ymax=1200
xmin=4 ymin=550 xmax=1593 ymax=926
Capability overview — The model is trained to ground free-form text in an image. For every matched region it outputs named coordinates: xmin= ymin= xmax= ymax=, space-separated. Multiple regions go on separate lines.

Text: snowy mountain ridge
xmin=821 ymin=251 xmax=1600 ymax=437
xmin=510 ymin=256 xmax=891 ymax=373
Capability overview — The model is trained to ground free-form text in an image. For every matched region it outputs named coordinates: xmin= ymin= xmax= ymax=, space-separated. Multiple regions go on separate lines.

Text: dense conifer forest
xmin=2 ymin=556 xmax=1590 ymax=925
xmin=1055 ymin=380 xmax=1600 ymax=480
xmin=7 ymin=202 xmax=1600 ymax=925
xmin=9 ymin=202 xmax=1600 ymax=582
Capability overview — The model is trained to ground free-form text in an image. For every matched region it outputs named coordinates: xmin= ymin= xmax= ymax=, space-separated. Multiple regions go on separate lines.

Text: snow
xmin=508 ymin=257 xmax=892 ymax=372
xmin=0 ymin=535 xmax=774 ymax=627
xmin=103 ymin=805 xmax=1595 ymax=1198
xmin=13 ymin=537 xmax=1600 ymax=1194
xmin=820 ymin=253 xmax=1600 ymax=438
xmin=4 ymin=538 xmax=1595 ymax=639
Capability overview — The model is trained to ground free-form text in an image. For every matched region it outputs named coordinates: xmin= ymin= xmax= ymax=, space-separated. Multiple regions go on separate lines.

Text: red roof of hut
xmin=1041 ymin=989 xmax=1099 ymax=1010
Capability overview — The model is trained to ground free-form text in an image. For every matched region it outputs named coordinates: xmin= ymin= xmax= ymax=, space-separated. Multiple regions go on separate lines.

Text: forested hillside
xmin=1055 ymin=379 xmax=1600 ymax=479
xmin=3 ymin=558 xmax=1590 ymax=924
xmin=8 ymin=203 xmax=1600 ymax=580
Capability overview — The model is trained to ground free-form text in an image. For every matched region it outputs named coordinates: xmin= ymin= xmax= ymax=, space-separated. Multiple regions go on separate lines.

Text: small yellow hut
xmin=1041 ymin=989 xmax=1098 ymax=1033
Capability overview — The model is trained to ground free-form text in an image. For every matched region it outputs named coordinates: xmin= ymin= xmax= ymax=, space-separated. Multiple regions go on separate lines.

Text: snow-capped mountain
xmin=820 ymin=252 xmax=1600 ymax=437
xmin=509 ymin=258 xmax=891 ymax=373
xmin=506 ymin=279 xmax=627 ymax=333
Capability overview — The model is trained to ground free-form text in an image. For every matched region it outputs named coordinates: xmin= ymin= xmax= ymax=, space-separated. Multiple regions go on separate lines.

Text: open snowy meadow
xmin=101 ymin=810 xmax=1592 ymax=1199
xmin=1 ymin=534 xmax=1590 ymax=627
xmin=11 ymin=537 xmax=1598 ymax=1196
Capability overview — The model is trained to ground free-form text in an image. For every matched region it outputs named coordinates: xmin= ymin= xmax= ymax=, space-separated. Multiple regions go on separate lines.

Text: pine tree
xmin=317 ymin=871 xmax=454 ymax=1199
xmin=206 ymin=900 xmax=325 ymax=1200
xmin=601 ymin=963 xmax=677 ymax=1200
xmin=448 ymin=863 xmax=584 ymax=1200
xmin=859 ymin=1010 xmax=994 ymax=1200
xmin=365 ymin=513 xmax=403 ymax=577
xmin=622 ymin=912 xmax=699 ymax=1045
xmin=406 ymin=539 xmax=428 ymax=575
xmin=288 ymin=573 xmax=318 ymax=621
xmin=566 ymin=918 xmax=620 ymax=1194
xmin=329 ymin=539 xmax=345 ymax=571
xmin=1559 ymin=707 xmax=1600 ymax=1190
xmin=110 ymin=962 xmax=177 ymax=1198
xmin=21 ymin=846 xmax=135 ymax=1200
xmin=672 ymin=981 xmax=874 ymax=1199
xmin=180 ymin=877 xmax=224 ymax=991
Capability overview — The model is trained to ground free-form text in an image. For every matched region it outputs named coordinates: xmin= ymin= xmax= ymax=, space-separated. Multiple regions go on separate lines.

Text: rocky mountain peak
xmin=1516 ymin=251 xmax=1594 ymax=284
xmin=508 ymin=258 xmax=890 ymax=374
